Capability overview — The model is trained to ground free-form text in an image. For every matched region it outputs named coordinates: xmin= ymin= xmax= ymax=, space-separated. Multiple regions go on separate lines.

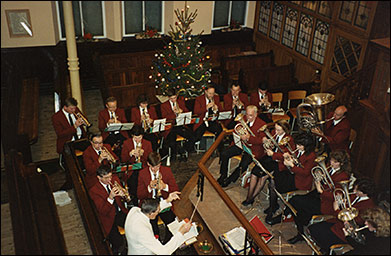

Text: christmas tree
xmin=150 ymin=4 xmax=212 ymax=98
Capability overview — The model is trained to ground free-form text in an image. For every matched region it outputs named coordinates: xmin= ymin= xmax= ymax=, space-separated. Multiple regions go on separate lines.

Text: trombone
xmin=75 ymin=111 xmax=92 ymax=127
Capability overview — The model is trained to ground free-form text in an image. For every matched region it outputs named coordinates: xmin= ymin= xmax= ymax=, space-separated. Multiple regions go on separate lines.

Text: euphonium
xmin=311 ymin=157 xmax=335 ymax=191
xmin=75 ymin=111 xmax=92 ymax=127
xmin=234 ymin=113 xmax=255 ymax=137
xmin=110 ymin=180 xmax=131 ymax=203
xmin=101 ymin=146 xmax=116 ymax=163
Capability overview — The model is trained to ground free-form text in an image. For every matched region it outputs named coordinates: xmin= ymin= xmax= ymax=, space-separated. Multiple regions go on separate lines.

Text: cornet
xmin=101 ymin=146 xmax=116 ymax=163
xmin=141 ymin=109 xmax=152 ymax=132
xmin=109 ymin=180 xmax=131 ymax=203
xmin=75 ymin=111 xmax=92 ymax=127
xmin=233 ymin=95 xmax=244 ymax=109
xmin=173 ymin=101 xmax=183 ymax=116
xmin=135 ymin=142 xmax=144 ymax=163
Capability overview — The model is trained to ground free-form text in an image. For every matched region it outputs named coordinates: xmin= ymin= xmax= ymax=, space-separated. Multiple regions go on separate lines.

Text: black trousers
xmin=164 ymin=125 xmax=196 ymax=155
xmin=107 ymin=210 xmax=127 ymax=254
xmin=268 ymin=170 xmax=296 ymax=211
xmin=258 ymin=113 xmax=273 ymax=124
xmin=251 ymin=155 xmax=279 ymax=177
xmin=194 ymin=121 xmax=223 ymax=142
xmin=150 ymin=208 xmax=177 ymax=244
xmin=144 ymin=132 xmax=160 ymax=151
xmin=308 ymin=221 xmax=346 ymax=253
xmin=289 ymin=189 xmax=321 ymax=234
xmin=219 ymin=145 xmax=253 ymax=181
xmin=126 ymin=170 xmax=140 ymax=206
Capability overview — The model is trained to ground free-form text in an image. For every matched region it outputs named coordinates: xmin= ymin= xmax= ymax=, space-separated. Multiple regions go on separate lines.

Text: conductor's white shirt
xmin=125 ymin=200 xmax=185 ymax=255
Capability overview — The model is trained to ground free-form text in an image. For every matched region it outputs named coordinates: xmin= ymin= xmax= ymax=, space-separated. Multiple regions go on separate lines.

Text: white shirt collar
xmin=329 ymin=167 xmax=340 ymax=176
xmin=139 ymin=106 xmax=148 ymax=114
xmin=258 ymin=90 xmax=266 ymax=98
xmin=62 ymin=108 xmax=73 ymax=121
xmin=93 ymin=147 xmax=101 ymax=155
xmin=333 ymin=118 xmax=343 ymax=126
xmin=149 ymin=168 xmax=159 ymax=180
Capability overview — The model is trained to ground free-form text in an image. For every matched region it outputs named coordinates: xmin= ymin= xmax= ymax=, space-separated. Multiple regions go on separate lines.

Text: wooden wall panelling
xmin=108 ymin=82 xmax=157 ymax=110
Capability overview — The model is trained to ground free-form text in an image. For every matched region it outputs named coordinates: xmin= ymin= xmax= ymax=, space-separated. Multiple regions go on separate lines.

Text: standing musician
xmin=308 ymin=177 xmax=377 ymax=255
xmin=83 ymin=133 xmax=119 ymax=190
xmin=311 ymin=105 xmax=351 ymax=154
xmin=223 ymin=80 xmax=250 ymax=129
xmin=217 ymin=105 xmax=266 ymax=188
xmin=98 ymin=96 xmax=129 ymax=156
xmin=137 ymin=152 xmax=180 ymax=243
xmin=242 ymin=120 xmax=294 ymax=206
xmin=160 ymin=88 xmax=196 ymax=161
xmin=131 ymin=94 xmax=159 ymax=151
xmin=250 ymin=81 xmax=273 ymax=123
xmin=121 ymin=125 xmax=153 ymax=205
xmin=89 ymin=164 xmax=129 ymax=255
xmin=193 ymin=85 xmax=223 ymax=146
xmin=264 ymin=132 xmax=317 ymax=225
xmin=280 ymin=150 xmax=352 ymax=244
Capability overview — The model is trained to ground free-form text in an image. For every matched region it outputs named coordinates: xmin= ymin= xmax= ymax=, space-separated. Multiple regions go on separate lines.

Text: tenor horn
xmin=234 ymin=113 xmax=255 ymax=137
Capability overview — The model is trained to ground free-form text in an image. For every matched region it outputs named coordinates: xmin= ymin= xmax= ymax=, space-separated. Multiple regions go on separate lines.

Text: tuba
xmin=234 ymin=113 xmax=255 ymax=137
xmin=75 ymin=111 xmax=92 ymax=127
xmin=311 ymin=155 xmax=335 ymax=191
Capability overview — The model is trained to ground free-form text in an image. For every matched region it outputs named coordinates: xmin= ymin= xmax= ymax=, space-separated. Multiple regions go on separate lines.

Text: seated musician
xmin=131 ymin=94 xmax=159 ymax=151
xmin=242 ymin=119 xmax=294 ymax=206
xmin=344 ymin=207 xmax=390 ymax=255
xmin=308 ymin=177 xmax=377 ymax=255
xmin=193 ymin=84 xmax=223 ymax=148
xmin=249 ymin=81 xmax=273 ymax=123
xmin=311 ymin=105 xmax=351 ymax=154
xmin=160 ymin=88 xmax=195 ymax=161
xmin=121 ymin=125 xmax=153 ymax=205
xmin=223 ymin=80 xmax=249 ymax=130
xmin=98 ymin=96 xmax=129 ymax=156
xmin=264 ymin=132 xmax=316 ymax=225
xmin=280 ymin=150 xmax=352 ymax=244
xmin=217 ymin=105 xmax=266 ymax=188
xmin=137 ymin=152 xmax=179 ymax=243
xmin=89 ymin=164 xmax=129 ymax=255
xmin=83 ymin=133 xmax=119 ymax=190
xmin=125 ymin=193 xmax=192 ymax=255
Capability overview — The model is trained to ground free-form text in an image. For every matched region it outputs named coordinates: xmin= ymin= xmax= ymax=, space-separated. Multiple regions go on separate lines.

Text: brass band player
xmin=131 ymin=94 xmax=160 ymax=151
xmin=223 ymin=80 xmax=249 ymax=130
xmin=250 ymin=81 xmax=273 ymax=123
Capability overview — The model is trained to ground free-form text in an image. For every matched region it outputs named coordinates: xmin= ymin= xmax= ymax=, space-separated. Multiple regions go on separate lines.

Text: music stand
xmin=233 ymin=132 xmax=243 ymax=150
xmin=104 ymin=122 xmax=134 ymax=132
xmin=176 ymin=112 xmax=192 ymax=126
xmin=151 ymin=118 xmax=167 ymax=133
xmin=218 ymin=111 xmax=232 ymax=121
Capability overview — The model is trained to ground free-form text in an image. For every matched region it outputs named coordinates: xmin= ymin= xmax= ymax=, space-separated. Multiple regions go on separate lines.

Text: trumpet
xmin=101 ymin=146 xmax=116 ymax=163
xmin=141 ymin=109 xmax=152 ymax=132
xmin=282 ymin=145 xmax=303 ymax=168
xmin=75 ymin=111 xmax=92 ymax=127
xmin=109 ymin=180 xmax=131 ymax=203
xmin=173 ymin=101 xmax=183 ymax=116
xmin=156 ymin=172 xmax=162 ymax=198
xmin=110 ymin=111 xmax=118 ymax=123
xmin=259 ymin=95 xmax=270 ymax=110
xmin=233 ymin=95 xmax=244 ymax=109
xmin=135 ymin=142 xmax=144 ymax=163
xmin=311 ymin=159 xmax=335 ymax=191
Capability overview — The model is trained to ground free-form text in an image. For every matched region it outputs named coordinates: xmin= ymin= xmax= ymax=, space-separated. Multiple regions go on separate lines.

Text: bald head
xmin=333 ymin=105 xmax=347 ymax=120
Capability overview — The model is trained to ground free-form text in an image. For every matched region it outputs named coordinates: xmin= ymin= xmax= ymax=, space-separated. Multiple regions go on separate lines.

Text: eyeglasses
xmin=93 ymin=141 xmax=103 ymax=144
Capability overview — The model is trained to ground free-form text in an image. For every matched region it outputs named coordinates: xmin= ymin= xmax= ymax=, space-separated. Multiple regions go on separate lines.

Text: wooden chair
xmin=329 ymin=244 xmax=353 ymax=255
xmin=287 ymin=90 xmax=307 ymax=132
xmin=349 ymin=128 xmax=357 ymax=150
xmin=271 ymin=92 xmax=290 ymax=123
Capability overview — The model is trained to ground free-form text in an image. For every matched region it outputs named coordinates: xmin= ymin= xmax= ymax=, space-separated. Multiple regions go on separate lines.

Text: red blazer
xmin=98 ymin=108 xmax=129 ymax=141
xmin=52 ymin=107 xmax=87 ymax=154
xmin=322 ymin=112 xmax=351 ymax=153
xmin=289 ymin=151 xmax=317 ymax=191
xmin=89 ymin=174 xmax=129 ymax=236
xmin=271 ymin=133 xmax=296 ymax=171
xmin=329 ymin=197 xmax=376 ymax=242
xmin=320 ymin=170 xmax=350 ymax=216
xmin=223 ymin=92 xmax=250 ymax=126
xmin=193 ymin=94 xmax=222 ymax=131
xmin=249 ymin=91 xmax=273 ymax=110
xmin=137 ymin=166 xmax=179 ymax=201
xmin=83 ymin=144 xmax=119 ymax=190
xmin=121 ymin=138 xmax=152 ymax=167
xmin=130 ymin=105 xmax=158 ymax=126
xmin=160 ymin=98 xmax=189 ymax=138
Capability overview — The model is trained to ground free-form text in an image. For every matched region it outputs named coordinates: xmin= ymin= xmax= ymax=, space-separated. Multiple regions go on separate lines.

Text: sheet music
xmin=223 ymin=227 xmax=249 ymax=252
xmin=176 ymin=112 xmax=192 ymax=126
xmin=151 ymin=118 xmax=166 ymax=133
xmin=233 ymin=132 xmax=243 ymax=149
xmin=167 ymin=219 xmax=198 ymax=242
xmin=218 ymin=111 xmax=232 ymax=120
xmin=105 ymin=122 xmax=134 ymax=131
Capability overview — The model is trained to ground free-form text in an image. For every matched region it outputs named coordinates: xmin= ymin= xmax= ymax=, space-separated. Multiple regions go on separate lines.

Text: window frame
xmin=211 ymin=1 xmax=249 ymax=30
xmin=121 ymin=1 xmax=165 ymax=37
xmin=55 ymin=1 xmax=106 ymax=41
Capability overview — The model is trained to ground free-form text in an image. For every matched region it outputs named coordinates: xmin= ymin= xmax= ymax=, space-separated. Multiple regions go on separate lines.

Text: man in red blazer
xmin=312 ymin=105 xmax=351 ymax=154
xmin=223 ymin=81 xmax=250 ymax=129
xmin=160 ymin=88 xmax=195 ymax=161
xmin=121 ymin=125 xmax=153 ymax=205
xmin=98 ymin=96 xmax=129 ymax=156
xmin=250 ymin=81 xmax=273 ymax=123
xmin=137 ymin=152 xmax=179 ymax=243
xmin=52 ymin=97 xmax=88 ymax=154
xmin=83 ymin=133 xmax=119 ymax=190
xmin=218 ymin=105 xmax=267 ymax=187
xmin=89 ymin=164 xmax=129 ymax=255
xmin=308 ymin=177 xmax=377 ymax=255
xmin=264 ymin=132 xmax=317 ymax=224
xmin=131 ymin=94 xmax=159 ymax=151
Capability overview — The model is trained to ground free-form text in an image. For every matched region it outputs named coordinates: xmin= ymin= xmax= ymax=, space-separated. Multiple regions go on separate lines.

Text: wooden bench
xmin=5 ymin=150 xmax=67 ymax=255
xmin=63 ymin=141 xmax=113 ymax=255
xmin=17 ymin=77 xmax=40 ymax=145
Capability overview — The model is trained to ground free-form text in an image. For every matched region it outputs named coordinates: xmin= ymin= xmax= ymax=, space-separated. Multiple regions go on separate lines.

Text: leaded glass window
xmin=295 ymin=14 xmax=313 ymax=56
xmin=302 ymin=1 xmax=317 ymax=12
xmin=331 ymin=36 xmax=362 ymax=77
xmin=318 ymin=1 xmax=332 ymax=18
xmin=354 ymin=1 xmax=371 ymax=29
xmin=310 ymin=20 xmax=329 ymax=64
xmin=258 ymin=1 xmax=271 ymax=35
xmin=269 ymin=2 xmax=285 ymax=41
xmin=282 ymin=8 xmax=298 ymax=49
xmin=123 ymin=1 xmax=162 ymax=35
xmin=339 ymin=1 xmax=355 ymax=23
